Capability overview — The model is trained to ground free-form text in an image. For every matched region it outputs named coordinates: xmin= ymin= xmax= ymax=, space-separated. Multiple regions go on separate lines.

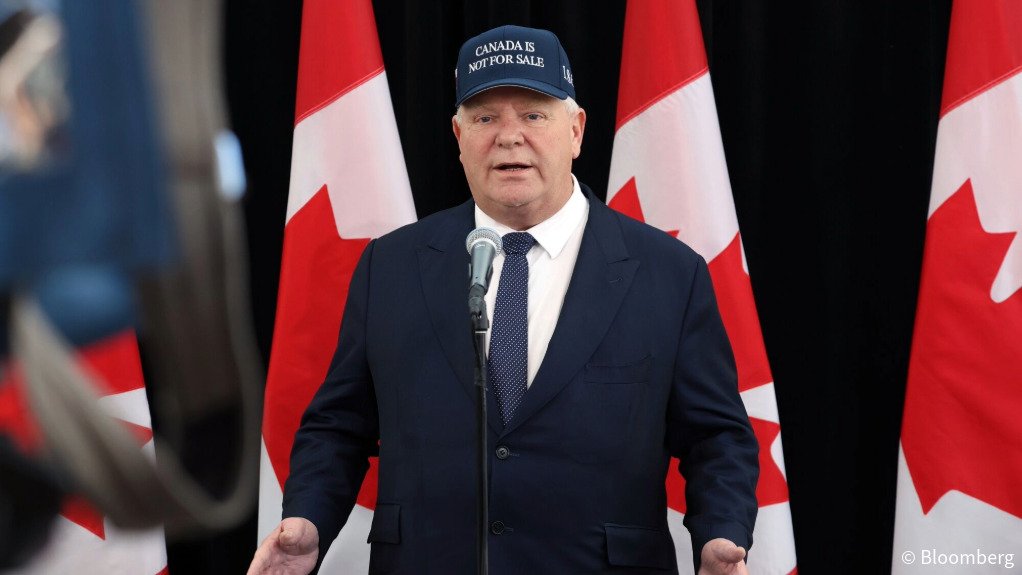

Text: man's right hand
xmin=247 ymin=517 xmax=320 ymax=575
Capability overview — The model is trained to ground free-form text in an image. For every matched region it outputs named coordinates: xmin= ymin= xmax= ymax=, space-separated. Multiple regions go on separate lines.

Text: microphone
xmin=466 ymin=228 xmax=502 ymax=322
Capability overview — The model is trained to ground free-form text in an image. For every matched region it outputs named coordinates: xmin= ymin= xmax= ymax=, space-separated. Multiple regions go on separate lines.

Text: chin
xmin=494 ymin=183 xmax=540 ymax=201
xmin=496 ymin=193 xmax=538 ymax=210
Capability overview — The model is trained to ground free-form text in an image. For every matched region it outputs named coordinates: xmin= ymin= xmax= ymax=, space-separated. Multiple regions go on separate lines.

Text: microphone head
xmin=466 ymin=227 xmax=503 ymax=256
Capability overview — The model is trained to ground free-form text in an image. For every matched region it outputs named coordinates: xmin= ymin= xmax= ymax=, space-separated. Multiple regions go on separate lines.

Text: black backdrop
xmin=172 ymin=1 xmax=953 ymax=573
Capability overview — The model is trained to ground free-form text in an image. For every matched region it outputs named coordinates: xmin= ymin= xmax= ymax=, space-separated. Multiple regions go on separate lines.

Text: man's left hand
xmin=698 ymin=538 xmax=749 ymax=575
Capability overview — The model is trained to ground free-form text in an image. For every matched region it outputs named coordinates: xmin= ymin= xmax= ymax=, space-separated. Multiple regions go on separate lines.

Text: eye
xmin=525 ymin=112 xmax=544 ymax=121
xmin=476 ymin=115 xmax=493 ymax=124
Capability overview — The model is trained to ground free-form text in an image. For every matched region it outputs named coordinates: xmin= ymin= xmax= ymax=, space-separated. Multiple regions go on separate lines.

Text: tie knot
xmin=502 ymin=232 xmax=535 ymax=255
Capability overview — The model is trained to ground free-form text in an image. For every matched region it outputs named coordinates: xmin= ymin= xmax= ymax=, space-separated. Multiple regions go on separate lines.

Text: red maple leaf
xmin=58 ymin=419 xmax=154 ymax=539
xmin=706 ymin=234 xmax=774 ymax=392
xmin=61 ymin=494 xmax=107 ymax=539
xmin=262 ymin=185 xmax=379 ymax=508
xmin=666 ymin=416 xmax=790 ymax=513
xmin=609 ymin=177 xmax=679 ymax=238
xmin=356 ymin=456 xmax=380 ymax=510
xmin=0 ymin=370 xmax=44 ymax=452
xmin=77 ymin=333 xmax=147 ymax=396
xmin=608 ymin=179 xmax=787 ymax=510
xmin=0 ymin=330 xmax=153 ymax=538
xmin=902 ymin=179 xmax=1022 ymax=517
xmin=612 ymin=179 xmax=773 ymax=391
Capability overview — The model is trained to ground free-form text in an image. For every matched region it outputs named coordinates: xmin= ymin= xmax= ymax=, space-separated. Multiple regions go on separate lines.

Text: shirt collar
xmin=474 ymin=175 xmax=587 ymax=259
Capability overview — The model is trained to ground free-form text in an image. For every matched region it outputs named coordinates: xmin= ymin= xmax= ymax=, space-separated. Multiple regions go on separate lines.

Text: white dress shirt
xmin=475 ymin=175 xmax=589 ymax=388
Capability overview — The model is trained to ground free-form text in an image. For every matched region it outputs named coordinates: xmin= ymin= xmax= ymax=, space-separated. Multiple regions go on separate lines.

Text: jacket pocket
xmin=366 ymin=503 xmax=401 ymax=544
xmin=604 ymin=523 xmax=675 ymax=570
xmin=567 ymin=356 xmax=650 ymax=464
xmin=584 ymin=355 xmax=652 ymax=384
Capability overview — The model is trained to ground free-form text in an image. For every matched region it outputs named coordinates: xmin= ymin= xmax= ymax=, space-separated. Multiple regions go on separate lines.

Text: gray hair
xmin=454 ymin=96 xmax=580 ymax=126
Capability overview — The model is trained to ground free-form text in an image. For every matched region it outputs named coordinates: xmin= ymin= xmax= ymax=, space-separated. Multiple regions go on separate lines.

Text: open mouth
xmin=495 ymin=162 xmax=531 ymax=172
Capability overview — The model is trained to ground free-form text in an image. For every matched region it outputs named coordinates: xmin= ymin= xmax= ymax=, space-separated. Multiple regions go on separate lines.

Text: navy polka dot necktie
xmin=489 ymin=232 xmax=535 ymax=426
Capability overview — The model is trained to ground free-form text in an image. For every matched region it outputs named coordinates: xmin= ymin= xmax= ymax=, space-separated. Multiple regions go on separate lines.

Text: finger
xmin=279 ymin=525 xmax=300 ymax=549
xmin=246 ymin=548 xmax=270 ymax=575
xmin=279 ymin=517 xmax=305 ymax=546
xmin=278 ymin=518 xmax=318 ymax=556
xmin=247 ymin=526 xmax=287 ymax=574
xmin=714 ymin=543 xmax=747 ymax=564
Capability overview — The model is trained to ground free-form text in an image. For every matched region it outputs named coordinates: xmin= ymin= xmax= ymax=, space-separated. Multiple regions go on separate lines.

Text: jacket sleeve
xmin=282 ymin=239 xmax=380 ymax=567
xmin=667 ymin=257 xmax=759 ymax=572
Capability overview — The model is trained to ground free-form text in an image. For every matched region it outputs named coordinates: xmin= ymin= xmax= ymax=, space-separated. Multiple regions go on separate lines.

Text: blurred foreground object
xmin=0 ymin=435 xmax=61 ymax=569
xmin=0 ymin=0 xmax=260 ymax=569
xmin=0 ymin=7 xmax=68 ymax=170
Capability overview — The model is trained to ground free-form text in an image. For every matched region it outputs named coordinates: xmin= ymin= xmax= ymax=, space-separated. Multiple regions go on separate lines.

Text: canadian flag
xmin=607 ymin=1 xmax=797 ymax=573
xmin=893 ymin=2 xmax=1022 ymax=573
xmin=0 ymin=332 xmax=168 ymax=575
xmin=256 ymin=0 xmax=416 ymax=572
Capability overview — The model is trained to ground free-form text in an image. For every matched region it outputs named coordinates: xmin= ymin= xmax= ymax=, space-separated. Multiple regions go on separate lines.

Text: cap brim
xmin=456 ymin=79 xmax=570 ymax=108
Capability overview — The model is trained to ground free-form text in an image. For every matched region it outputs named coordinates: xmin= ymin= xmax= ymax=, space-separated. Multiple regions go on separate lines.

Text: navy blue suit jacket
xmin=283 ymin=185 xmax=759 ymax=574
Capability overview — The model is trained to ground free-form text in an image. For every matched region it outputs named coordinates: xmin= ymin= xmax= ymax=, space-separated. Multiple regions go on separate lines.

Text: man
xmin=250 ymin=25 xmax=758 ymax=575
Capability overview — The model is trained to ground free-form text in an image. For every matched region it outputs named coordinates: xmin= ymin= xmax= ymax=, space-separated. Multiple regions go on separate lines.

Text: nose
xmin=495 ymin=117 xmax=524 ymax=148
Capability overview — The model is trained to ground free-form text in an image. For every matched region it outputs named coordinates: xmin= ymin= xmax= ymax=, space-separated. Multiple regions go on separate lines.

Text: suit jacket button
xmin=490 ymin=521 xmax=505 ymax=535
xmin=495 ymin=446 xmax=510 ymax=460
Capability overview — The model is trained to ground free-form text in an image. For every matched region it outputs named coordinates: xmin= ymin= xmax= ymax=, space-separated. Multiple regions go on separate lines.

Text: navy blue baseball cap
xmin=455 ymin=25 xmax=575 ymax=107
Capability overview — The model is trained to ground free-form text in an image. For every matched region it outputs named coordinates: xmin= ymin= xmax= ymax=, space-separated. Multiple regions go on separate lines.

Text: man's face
xmin=452 ymin=87 xmax=585 ymax=230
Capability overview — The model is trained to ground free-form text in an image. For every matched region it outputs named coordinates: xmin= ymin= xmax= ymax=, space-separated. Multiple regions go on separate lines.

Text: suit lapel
xmin=501 ymin=191 xmax=639 ymax=437
xmin=417 ymin=201 xmax=505 ymax=434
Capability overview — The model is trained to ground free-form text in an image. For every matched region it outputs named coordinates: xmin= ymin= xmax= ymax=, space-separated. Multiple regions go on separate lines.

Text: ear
xmin=571 ymin=108 xmax=586 ymax=159
xmin=452 ymin=114 xmax=462 ymax=143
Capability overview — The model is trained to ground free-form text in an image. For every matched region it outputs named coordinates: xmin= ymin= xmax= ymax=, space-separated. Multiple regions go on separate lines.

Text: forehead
xmin=462 ymin=86 xmax=563 ymax=110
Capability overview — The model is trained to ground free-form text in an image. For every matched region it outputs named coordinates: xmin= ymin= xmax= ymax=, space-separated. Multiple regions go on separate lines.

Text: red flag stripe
xmin=940 ymin=0 xmax=1022 ymax=117
xmin=615 ymin=0 xmax=708 ymax=129
xmin=294 ymin=0 xmax=386 ymax=124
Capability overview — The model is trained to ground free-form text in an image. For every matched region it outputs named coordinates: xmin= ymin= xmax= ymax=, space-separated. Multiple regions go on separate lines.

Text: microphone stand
xmin=468 ymin=285 xmax=489 ymax=575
